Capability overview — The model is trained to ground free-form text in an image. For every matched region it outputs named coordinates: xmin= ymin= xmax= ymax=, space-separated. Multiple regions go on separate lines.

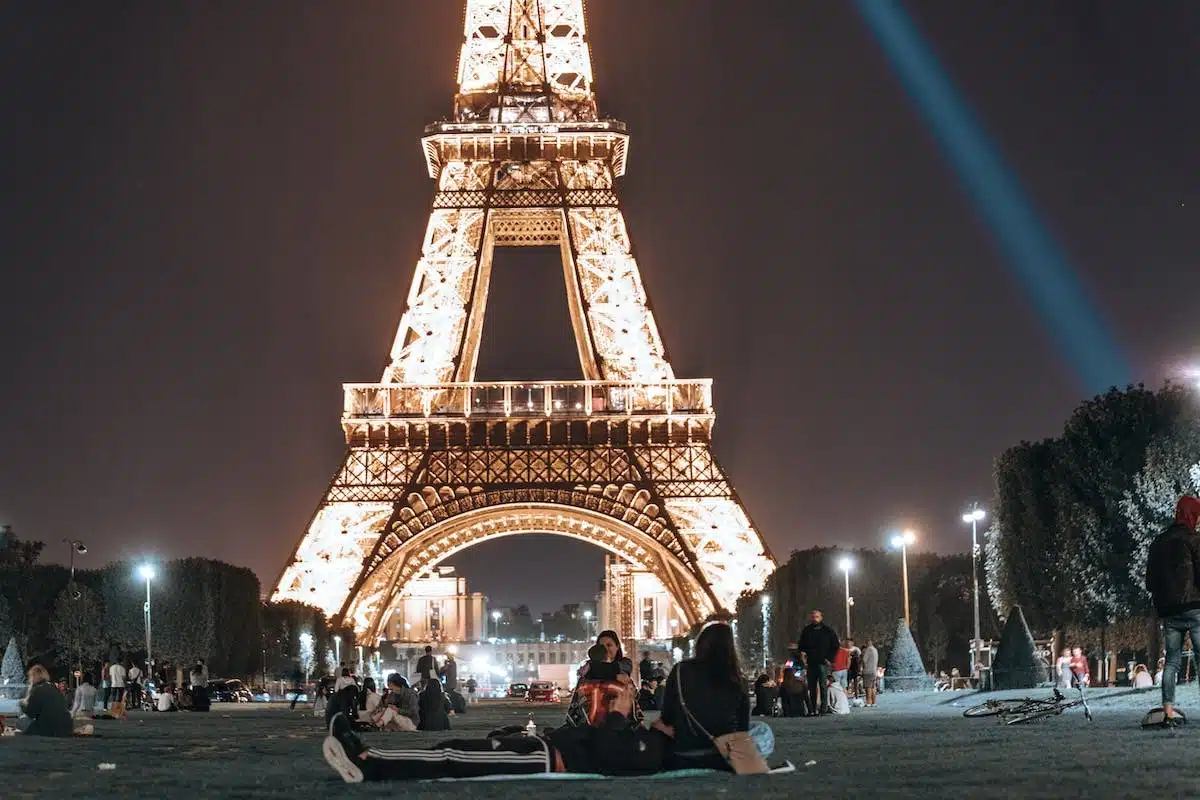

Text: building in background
xmin=600 ymin=555 xmax=686 ymax=644
xmin=380 ymin=566 xmax=487 ymax=643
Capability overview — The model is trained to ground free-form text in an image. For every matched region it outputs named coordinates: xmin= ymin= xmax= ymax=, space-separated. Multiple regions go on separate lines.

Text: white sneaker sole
xmin=323 ymin=736 xmax=364 ymax=783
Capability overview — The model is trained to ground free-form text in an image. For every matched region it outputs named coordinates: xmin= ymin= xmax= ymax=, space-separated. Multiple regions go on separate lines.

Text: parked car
xmin=525 ymin=681 xmax=560 ymax=703
xmin=506 ymin=682 xmax=529 ymax=699
xmin=208 ymin=679 xmax=253 ymax=703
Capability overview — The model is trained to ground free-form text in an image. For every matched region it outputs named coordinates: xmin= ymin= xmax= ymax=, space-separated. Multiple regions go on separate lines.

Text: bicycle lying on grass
xmin=963 ymin=685 xmax=1093 ymax=725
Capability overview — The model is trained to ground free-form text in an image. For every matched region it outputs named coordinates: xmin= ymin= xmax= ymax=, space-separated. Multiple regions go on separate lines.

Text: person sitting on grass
xmin=18 ymin=665 xmax=91 ymax=737
xmin=70 ymin=673 xmax=97 ymax=719
xmin=417 ymin=678 xmax=451 ymax=731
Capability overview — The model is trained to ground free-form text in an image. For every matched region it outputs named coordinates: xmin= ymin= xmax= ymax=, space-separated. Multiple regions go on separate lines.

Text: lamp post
xmin=583 ymin=610 xmax=593 ymax=641
xmin=491 ymin=610 xmax=502 ymax=639
xmin=837 ymin=557 xmax=854 ymax=639
xmin=333 ymin=635 xmax=342 ymax=666
xmin=760 ymin=594 xmax=771 ymax=671
xmin=63 ymin=539 xmax=87 ymax=688
xmin=890 ymin=530 xmax=917 ymax=627
xmin=138 ymin=565 xmax=154 ymax=683
xmin=962 ymin=505 xmax=987 ymax=674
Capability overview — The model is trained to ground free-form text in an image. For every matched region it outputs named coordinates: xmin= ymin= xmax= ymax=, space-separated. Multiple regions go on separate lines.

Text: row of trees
xmin=985 ymin=383 xmax=1200 ymax=649
xmin=0 ymin=531 xmax=346 ymax=682
xmin=735 ymin=545 xmax=995 ymax=675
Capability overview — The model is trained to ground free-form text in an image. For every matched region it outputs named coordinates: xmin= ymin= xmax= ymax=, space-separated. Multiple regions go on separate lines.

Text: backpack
xmin=567 ymin=680 xmax=636 ymax=727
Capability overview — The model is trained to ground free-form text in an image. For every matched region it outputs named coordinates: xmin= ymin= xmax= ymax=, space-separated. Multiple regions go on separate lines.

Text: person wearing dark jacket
xmin=418 ymin=679 xmax=452 ymax=731
xmin=796 ymin=609 xmax=839 ymax=715
xmin=19 ymin=665 xmax=74 ymax=737
xmin=1146 ymin=495 xmax=1200 ymax=722
xmin=415 ymin=646 xmax=438 ymax=685
xmin=638 ymin=652 xmax=655 ymax=684
xmin=657 ymin=623 xmax=751 ymax=771
xmin=439 ymin=653 xmax=458 ymax=692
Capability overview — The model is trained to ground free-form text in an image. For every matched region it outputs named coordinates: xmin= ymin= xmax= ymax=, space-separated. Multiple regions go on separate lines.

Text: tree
xmin=990 ymin=606 xmax=1047 ymax=689
xmin=154 ymin=559 xmax=216 ymax=674
xmin=1 ymin=636 xmax=23 ymax=698
xmin=884 ymin=621 xmax=931 ymax=691
xmin=49 ymin=584 xmax=107 ymax=673
xmin=1122 ymin=408 xmax=1200 ymax=607
xmin=0 ymin=593 xmax=10 ymax=642
xmin=261 ymin=600 xmax=329 ymax=679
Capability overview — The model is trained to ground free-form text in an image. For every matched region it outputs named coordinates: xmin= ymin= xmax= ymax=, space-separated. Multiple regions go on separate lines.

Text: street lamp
xmin=491 ymin=610 xmax=502 ymax=639
xmin=890 ymin=530 xmax=917 ymax=627
xmin=583 ymin=610 xmax=593 ymax=641
xmin=760 ymin=594 xmax=771 ymax=671
xmin=138 ymin=565 xmax=155 ymax=682
xmin=962 ymin=505 xmax=987 ymax=674
xmin=333 ymin=634 xmax=342 ymax=666
xmin=63 ymin=539 xmax=87 ymax=688
xmin=837 ymin=556 xmax=854 ymax=639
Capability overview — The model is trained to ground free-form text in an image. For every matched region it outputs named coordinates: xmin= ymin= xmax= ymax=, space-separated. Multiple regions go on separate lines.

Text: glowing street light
xmin=837 ymin=556 xmax=854 ymax=639
xmin=491 ymin=609 xmax=502 ymax=639
xmin=333 ymin=634 xmax=342 ymax=666
xmin=138 ymin=564 xmax=155 ymax=682
xmin=962 ymin=504 xmax=987 ymax=673
xmin=583 ymin=609 xmax=593 ymax=641
xmin=890 ymin=530 xmax=917 ymax=627
xmin=760 ymin=594 xmax=771 ymax=671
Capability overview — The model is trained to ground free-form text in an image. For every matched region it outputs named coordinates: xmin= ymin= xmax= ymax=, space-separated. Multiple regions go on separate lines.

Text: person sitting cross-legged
xmin=17 ymin=665 xmax=93 ymax=737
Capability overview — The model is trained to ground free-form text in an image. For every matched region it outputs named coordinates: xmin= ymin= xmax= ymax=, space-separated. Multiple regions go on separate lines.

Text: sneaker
xmin=328 ymin=713 xmax=366 ymax=758
xmin=323 ymin=735 xmax=365 ymax=784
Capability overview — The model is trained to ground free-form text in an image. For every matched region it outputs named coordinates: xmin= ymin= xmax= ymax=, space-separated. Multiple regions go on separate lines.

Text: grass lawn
xmin=0 ymin=689 xmax=1192 ymax=797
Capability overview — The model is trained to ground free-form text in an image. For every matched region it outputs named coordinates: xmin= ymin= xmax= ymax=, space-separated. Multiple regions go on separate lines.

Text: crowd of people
xmin=320 ymin=622 xmax=777 ymax=783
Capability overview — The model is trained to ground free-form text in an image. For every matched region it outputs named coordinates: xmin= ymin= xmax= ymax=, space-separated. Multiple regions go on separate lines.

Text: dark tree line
xmin=986 ymin=383 xmax=1200 ymax=650
xmin=736 ymin=546 xmax=997 ymax=675
xmin=0 ymin=533 xmax=335 ymax=682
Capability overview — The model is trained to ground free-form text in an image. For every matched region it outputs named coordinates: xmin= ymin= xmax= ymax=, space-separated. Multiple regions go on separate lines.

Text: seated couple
xmin=332 ymin=673 xmax=443 ymax=733
xmin=322 ymin=623 xmax=775 ymax=783
xmin=6 ymin=665 xmax=94 ymax=737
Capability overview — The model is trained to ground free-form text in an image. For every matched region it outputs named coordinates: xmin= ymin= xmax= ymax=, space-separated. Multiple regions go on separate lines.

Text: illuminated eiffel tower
xmin=272 ymin=0 xmax=775 ymax=639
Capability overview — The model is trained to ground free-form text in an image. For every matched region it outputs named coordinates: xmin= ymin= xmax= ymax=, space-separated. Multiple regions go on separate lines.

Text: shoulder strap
xmin=675 ymin=665 xmax=715 ymax=743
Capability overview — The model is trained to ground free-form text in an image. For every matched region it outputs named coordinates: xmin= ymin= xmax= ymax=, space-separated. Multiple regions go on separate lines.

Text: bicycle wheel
xmin=1005 ymin=705 xmax=1068 ymax=725
xmin=963 ymin=699 xmax=1031 ymax=717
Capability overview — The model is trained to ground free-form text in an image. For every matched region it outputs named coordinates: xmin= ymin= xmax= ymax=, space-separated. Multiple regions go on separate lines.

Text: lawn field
xmin=0 ymin=689 xmax=1192 ymax=798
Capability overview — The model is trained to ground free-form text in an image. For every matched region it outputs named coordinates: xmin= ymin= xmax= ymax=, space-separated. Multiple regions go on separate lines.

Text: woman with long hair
xmin=564 ymin=630 xmax=639 ymax=728
xmin=654 ymin=622 xmax=754 ymax=771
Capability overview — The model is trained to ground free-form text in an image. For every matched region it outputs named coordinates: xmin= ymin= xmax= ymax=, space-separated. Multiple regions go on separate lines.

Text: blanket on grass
xmin=426 ymin=761 xmax=797 ymax=782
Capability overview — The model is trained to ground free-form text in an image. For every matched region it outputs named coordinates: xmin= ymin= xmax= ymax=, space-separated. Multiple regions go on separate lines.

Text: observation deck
xmin=421 ymin=120 xmax=630 ymax=179
xmin=341 ymin=380 xmax=714 ymax=449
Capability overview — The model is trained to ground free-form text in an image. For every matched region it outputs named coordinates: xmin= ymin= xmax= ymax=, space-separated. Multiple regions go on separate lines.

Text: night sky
xmin=2 ymin=1 xmax=1195 ymax=614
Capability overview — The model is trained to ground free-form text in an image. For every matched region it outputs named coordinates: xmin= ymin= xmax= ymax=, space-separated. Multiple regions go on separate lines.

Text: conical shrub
xmin=990 ymin=606 xmax=1048 ymax=690
xmin=1 ymin=636 xmax=24 ymax=699
xmin=885 ymin=620 xmax=933 ymax=691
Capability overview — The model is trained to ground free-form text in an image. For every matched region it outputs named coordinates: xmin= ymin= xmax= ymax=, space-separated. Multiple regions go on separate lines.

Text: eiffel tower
xmin=272 ymin=0 xmax=775 ymax=639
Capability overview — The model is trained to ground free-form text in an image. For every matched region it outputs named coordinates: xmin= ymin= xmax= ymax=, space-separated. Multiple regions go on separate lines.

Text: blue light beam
xmin=855 ymin=0 xmax=1131 ymax=394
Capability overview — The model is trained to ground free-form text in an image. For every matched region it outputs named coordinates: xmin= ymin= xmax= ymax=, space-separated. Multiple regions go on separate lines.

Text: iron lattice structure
xmin=272 ymin=0 xmax=776 ymax=639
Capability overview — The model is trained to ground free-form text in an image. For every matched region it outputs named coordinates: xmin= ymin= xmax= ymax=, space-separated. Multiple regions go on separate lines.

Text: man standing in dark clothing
xmin=440 ymin=653 xmax=459 ymax=692
xmin=1146 ymin=496 xmax=1200 ymax=723
xmin=290 ymin=665 xmax=305 ymax=711
xmin=796 ymin=609 xmax=839 ymax=715
xmin=416 ymin=646 xmax=438 ymax=687
xmin=638 ymin=652 xmax=654 ymax=684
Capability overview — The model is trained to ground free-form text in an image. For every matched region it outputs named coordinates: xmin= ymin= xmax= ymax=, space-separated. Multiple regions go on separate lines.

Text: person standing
xmin=638 ymin=651 xmax=655 ymax=684
xmin=290 ymin=664 xmax=305 ymax=711
xmin=416 ymin=646 xmax=438 ymax=687
xmin=860 ymin=640 xmax=879 ymax=707
xmin=796 ymin=609 xmax=839 ymax=715
xmin=126 ymin=662 xmax=143 ymax=709
xmin=108 ymin=660 xmax=127 ymax=707
xmin=440 ymin=653 xmax=458 ymax=693
xmin=100 ymin=661 xmax=111 ymax=710
xmin=465 ymin=676 xmax=477 ymax=705
xmin=189 ymin=659 xmax=211 ymax=712
xmin=1145 ymin=495 xmax=1200 ymax=724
